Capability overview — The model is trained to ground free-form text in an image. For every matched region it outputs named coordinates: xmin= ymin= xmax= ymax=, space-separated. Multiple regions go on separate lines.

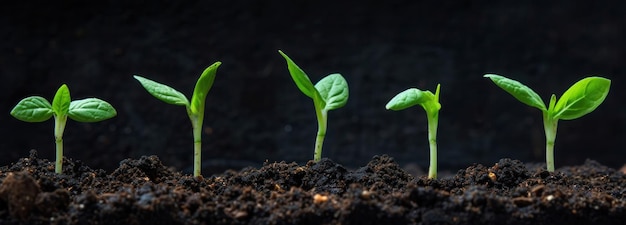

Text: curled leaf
xmin=52 ymin=84 xmax=71 ymax=116
xmin=386 ymin=88 xmax=438 ymax=111
xmin=190 ymin=62 xmax=221 ymax=114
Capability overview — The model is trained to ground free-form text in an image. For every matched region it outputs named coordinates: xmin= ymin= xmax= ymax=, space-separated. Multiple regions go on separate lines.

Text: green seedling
xmin=134 ymin=62 xmax=221 ymax=177
xmin=386 ymin=84 xmax=441 ymax=179
xmin=484 ymin=74 xmax=610 ymax=172
xmin=10 ymin=84 xmax=117 ymax=174
xmin=278 ymin=50 xmax=349 ymax=162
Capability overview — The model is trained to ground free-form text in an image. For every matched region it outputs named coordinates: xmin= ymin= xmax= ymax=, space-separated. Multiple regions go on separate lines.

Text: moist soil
xmin=0 ymin=151 xmax=624 ymax=225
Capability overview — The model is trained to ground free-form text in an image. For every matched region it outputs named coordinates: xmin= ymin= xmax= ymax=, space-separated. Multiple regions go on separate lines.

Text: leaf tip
xmin=384 ymin=102 xmax=393 ymax=110
xmin=133 ymin=75 xmax=145 ymax=82
xmin=483 ymin=74 xmax=499 ymax=79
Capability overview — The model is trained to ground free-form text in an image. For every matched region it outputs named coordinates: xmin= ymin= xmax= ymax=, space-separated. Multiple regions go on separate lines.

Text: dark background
xmin=1 ymin=0 xmax=624 ymax=175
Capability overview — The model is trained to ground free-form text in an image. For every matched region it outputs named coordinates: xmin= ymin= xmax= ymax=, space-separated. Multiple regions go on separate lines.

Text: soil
xmin=0 ymin=151 xmax=624 ymax=225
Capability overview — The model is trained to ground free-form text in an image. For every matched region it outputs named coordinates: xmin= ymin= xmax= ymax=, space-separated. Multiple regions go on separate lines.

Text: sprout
xmin=386 ymin=84 xmax=441 ymax=179
xmin=484 ymin=74 xmax=610 ymax=172
xmin=10 ymin=84 xmax=117 ymax=174
xmin=134 ymin=62 xmax=221 ymax=177
xmin=278 ymin=50 xmax=349 ymax=162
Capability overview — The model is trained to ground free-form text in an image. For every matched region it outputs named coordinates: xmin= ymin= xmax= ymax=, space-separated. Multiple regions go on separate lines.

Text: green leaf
xmin=134 ymin=75 xmax=190 ymax=106
xmin=10 ymin=96 xmax=53 ymax=122
xmin=386 ymin=88 xmax=437 ymax=111
xmin=484 ymin=74 xmax=547 ymax=111
xmin=553 ymin=77 xmax=611 ymax=120
xmin=548 ymin=94 xmax=557 ymax=112
xmin=278 ymin=50 xmax=316 ymax=98
xmin=314 ymin=73 xmax=349 ymax=111
xmin=190 ymin=62 xmax=221 ymax=114
xmin=68 ymin=98 xmax=117 ymax=122
xmin=52 ymin=84 xmax=71 ymax=116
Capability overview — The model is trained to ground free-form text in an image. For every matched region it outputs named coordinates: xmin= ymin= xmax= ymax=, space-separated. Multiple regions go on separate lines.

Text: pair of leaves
xmin=11 ymin=84 xmax=117 ymax=123
xmin=278 ymin=50 xmax=349 ymax=111
xmin=133 ymin=62 xmax=221 ymax=115
xmin=484 ymin=74 xmax=611 ymax=120
xmin=386 ymin=84 xmax=441 ymax=114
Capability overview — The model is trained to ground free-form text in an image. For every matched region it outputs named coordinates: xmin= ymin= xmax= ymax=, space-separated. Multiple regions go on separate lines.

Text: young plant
xmin=484 ymin=74 xmax=611 ymax=172
xmin=10 ymin=84 xmax=117 ymax=174
xmin=386 ymin=84 xmax=441 ymax=179
xmin=134 ymin=62 xmax=221 ymax=177
xmin=278 ymin=50 xmax=349 ymax=162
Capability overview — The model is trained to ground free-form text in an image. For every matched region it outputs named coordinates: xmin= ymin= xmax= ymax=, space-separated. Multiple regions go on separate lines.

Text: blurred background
xmin=1 ymin=0 xmax=624 ymax=175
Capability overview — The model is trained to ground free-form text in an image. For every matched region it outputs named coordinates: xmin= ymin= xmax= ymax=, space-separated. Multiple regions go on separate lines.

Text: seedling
xmin=386 ymin=84 xmax=441 ymax=179
xmin=134 ymin=62 xmax=221 ymax=177
xmin=10 ymin=84 xmax=117 ymax=174
xmin=278 ymin=50 xmax=349 ymax=162
xmin=484 ymin=74 xmax=610 ymax=172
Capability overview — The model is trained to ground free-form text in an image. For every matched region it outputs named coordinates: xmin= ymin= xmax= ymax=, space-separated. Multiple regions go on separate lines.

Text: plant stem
xmin=426 ymin=111 xmax=439 ymax=179
xmin=190 ymin=114 xmax=203 ymax=177
xmin=54 ymin=115 xmax=68 ymax=174
xmin=542 ymin=112 xmax=558 ymax=172
xmin=314 ymin=108 xmax=328 ymax=162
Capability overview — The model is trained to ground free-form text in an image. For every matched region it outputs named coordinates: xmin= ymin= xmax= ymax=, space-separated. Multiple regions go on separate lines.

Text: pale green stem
xmin=314 ymin=108 xmax=328 ymax=162
xmin=426 ymin=111 xmax=439 ymax=179
xmin=189 ymin=113 xmax=203 ymax=177
xmin=543 ymin=112 xmax=558 ymax=172
xmin=54 ymin=115 xmax=68 ymax=174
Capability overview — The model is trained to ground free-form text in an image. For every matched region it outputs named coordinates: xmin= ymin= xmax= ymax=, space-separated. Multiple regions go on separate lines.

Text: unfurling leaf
xmin=52 ymin=84 xmax=71 ymax=116
xmin=190 ymin=62 xmax=221 ymax=114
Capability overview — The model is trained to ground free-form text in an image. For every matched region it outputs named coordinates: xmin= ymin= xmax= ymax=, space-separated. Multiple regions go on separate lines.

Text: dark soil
xmin=1 ymin=151 xmax=624 ymax=225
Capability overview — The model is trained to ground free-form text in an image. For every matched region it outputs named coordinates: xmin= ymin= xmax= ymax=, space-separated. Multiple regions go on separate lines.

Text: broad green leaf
xmin=52 ymin=84 xmax=71 ymax=116
xmin=134 ymin=75 xmax=190 ymax=106
xmin=278 ymin=50 xmax=316 ymax=98
xmin=190 ymin=62 xmax=221 ymax=114
xmin=484 ymin=74 xmax=547 ymax=111
xmin=68 ymin=98 xmax=117 ymax=122
xmin=10 ymin=96 xmax=53 ymax=122
xmin=314 ymin=74 xmax=349 ymax=111
xmin=553 ymin=77 xmax=610 ymax=120
xmin=386 ymin=88 xmax=437 ymax=111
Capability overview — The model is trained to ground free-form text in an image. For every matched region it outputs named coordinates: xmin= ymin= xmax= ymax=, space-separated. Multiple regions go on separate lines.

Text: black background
xmin=1 ymin=0 xmax=624 ymax=175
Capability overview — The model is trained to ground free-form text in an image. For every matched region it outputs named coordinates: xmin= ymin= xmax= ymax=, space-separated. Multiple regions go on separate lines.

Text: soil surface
xmin=1 ymin=151 xmax=624 ymax=225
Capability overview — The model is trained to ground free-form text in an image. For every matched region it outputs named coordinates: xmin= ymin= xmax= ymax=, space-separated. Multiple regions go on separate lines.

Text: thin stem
xmin=543 ymin=112 xmax=558 ymax=172
xmin=426 ymin=111 xmax=439 ymax=179
xmin=189 ymin=113 xmax=203 ymax=177
xmin=54 ymin=115 xmax=68 ymax=174
xmin=314 ymin=108 xmax=328 ymax=162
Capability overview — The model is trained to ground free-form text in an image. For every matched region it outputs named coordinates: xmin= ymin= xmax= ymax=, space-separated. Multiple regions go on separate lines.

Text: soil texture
xmin=0 ymin=151 xmax=624 ymax=225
